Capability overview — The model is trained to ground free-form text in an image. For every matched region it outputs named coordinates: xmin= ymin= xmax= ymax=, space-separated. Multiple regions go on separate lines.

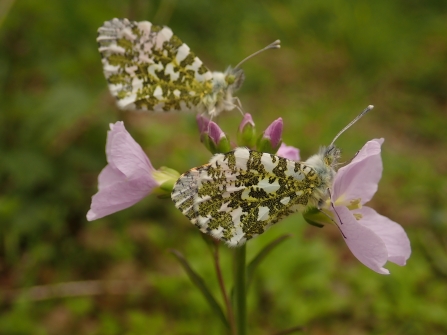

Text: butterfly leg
xmin=233 ymin=96 xmax=244 ymax=116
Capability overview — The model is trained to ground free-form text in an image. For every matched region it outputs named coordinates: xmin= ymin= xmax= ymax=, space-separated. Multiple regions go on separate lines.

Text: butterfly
xmin=171 ymin=106 xmax=373 ymax=246
xmin=97 ymin=18 xmax=280 ymax=117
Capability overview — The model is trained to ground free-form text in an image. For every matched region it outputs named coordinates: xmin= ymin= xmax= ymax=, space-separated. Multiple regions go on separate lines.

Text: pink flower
xmin=276 ymin=143 xmax=300 ymax=161
xmin=330 ymin=139 xmax=411 ymax=274
xmin=87 ymin=122 xmax=159 ymax=221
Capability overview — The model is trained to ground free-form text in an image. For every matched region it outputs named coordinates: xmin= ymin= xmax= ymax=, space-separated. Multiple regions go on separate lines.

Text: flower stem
xmin=213 ymin=241 xmax=236 ymax=335
xmin=234 ymin=244 xmax=247 ymax=335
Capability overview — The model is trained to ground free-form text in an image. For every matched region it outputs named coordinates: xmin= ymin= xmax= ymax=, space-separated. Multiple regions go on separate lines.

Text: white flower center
xmin=330 ymin=194 xmax=362 ymax=208
xmin=328 ymin=195 xmax=363 ymax=220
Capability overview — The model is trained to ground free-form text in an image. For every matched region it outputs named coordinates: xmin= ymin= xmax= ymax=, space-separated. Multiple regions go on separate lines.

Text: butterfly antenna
xmin=330 ymin=105 xmax=374 ymax=146
xmin=234 ymin=40 xmax=281 ymax=69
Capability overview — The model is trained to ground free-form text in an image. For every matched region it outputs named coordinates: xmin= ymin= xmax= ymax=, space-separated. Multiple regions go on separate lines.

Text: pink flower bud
xmin=257 ymin=118 xmax=283 ymax=153
xmin=237 ymin=113 xmax=256 ymax=147
xmin=263 ymin=117 xmax=283 ymax=148
xmin=238 ymin=113 xmax=255 ymax=133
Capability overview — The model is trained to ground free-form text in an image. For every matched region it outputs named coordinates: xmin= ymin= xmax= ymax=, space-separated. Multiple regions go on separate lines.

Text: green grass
xmin=1 ymin=0 xmax=447 ymax=334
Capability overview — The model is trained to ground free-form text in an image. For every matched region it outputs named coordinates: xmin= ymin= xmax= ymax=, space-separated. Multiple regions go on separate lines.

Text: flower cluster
xmin=87 ymin=117 xmax=410 ymax=274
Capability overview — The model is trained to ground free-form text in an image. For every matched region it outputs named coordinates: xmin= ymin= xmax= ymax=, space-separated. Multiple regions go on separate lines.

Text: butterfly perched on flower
xmin=171 ymin=106 xmax=373 ymax=246
xmin=97 ymin=18 xmax=280 ymax=117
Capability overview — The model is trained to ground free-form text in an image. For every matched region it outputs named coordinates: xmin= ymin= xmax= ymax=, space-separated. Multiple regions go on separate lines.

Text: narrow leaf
xmin=246 ymin=234 xmax=292 ymax=290
xmin=170 ymin=249 xmax=229 ymax=329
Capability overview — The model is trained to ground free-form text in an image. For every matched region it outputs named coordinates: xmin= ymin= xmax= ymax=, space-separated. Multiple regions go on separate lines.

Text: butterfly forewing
xmin=172 ymin=148 xmax=325 ymax=246
xmin=171 ymin=165 xmax=207 ymax=223
xmin=97 ymin=18 xmax=214 ymax=113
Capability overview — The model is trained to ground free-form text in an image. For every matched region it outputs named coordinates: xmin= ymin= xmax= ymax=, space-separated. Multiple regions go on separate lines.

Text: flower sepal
xmin=152 ymin=166 xmax=181 ymax=198
xmin=302 ymin=207 xmax=332 ymax=228
xmin=203 ymin=131 xmax=231 ymax=154
xmin=257 ymin=136 xmax=282 ymax=154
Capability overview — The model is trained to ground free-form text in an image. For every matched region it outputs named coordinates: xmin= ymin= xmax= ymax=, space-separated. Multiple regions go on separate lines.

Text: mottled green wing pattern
xmin=172 ymin=148 xmax=324 ymax=246
xmin=97 ymin=18 xmax=214 ymax=113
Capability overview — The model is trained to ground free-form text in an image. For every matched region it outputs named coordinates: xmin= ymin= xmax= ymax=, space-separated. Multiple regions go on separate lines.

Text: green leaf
xmin=246 ymin=234 xmax=292 ymax=290
xmin=169 ymin=249 xmax=229 ymax=329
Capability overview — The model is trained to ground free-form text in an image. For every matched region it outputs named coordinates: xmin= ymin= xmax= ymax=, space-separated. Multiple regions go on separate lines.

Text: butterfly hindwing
xmin=172 ymin=148 xmax=325 ymax=246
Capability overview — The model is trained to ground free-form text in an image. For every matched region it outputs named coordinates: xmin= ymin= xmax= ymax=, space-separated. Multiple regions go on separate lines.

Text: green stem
xmin=213 ymin=242 xmax=236 ymax=335
xmin=234 ymin=244 xmax=247 ymax=335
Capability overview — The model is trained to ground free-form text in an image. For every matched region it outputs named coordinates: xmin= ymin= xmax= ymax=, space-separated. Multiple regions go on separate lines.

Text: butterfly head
xmin=304 ymin=105 xmax=374 ymax=207
xmin=225 ymin=67 xmax=245 ymax=91
xmin=323 ymin=145 xmax=341 ymax=168
xmin=305 ymin=145 xmax=340 ymax=191
xmin=204 ymin=70 xmax=244 ymax=116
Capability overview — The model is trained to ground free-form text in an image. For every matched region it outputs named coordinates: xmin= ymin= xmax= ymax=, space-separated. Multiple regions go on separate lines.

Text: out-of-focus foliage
xmin=1 ymin=0 xmax=447 ymax=334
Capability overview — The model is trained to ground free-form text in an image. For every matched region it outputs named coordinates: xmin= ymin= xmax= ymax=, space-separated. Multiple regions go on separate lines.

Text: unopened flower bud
xmin=202 ymin=121 xmax=231 ymax=154
xmin=237 ymin=113 xmax=256 ymax=147
xmin=196 ymin=114 xmax=211 ymax=141
xmin=257 ymin=117 xmax=283 ymax=153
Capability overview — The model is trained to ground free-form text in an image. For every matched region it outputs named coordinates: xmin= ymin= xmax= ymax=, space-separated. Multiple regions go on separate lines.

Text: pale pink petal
xmin=357 ymin=207 xmax=411 ymax=266
xmin=334 ymin=206 xmax=390 ymax=274
xmin=87 ymin=165 xmax=157 ymax=220
xmin=106 ymin=122 xmax=154 ymax=177
xmin=333 ymin=139 xmax=384 ymax=204
xmin=276 ymin=143 xmax=300 ymax=161
xmin=96 ymin=162 xmax=122 ymax=190
xmin=87 ymin=122 xmax=158 ymax=221
xmin=351 ymin=138 xmax=385 ymax=165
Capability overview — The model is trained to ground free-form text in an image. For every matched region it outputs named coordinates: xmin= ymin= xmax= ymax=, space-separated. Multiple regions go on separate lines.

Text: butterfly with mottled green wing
xmin=171 ymin=146 xmax=340 ymax=246
xmin=171 ymin=106 xmax=374 ymax=246
xmin=97 ymin=18 xmax=280 ymax=117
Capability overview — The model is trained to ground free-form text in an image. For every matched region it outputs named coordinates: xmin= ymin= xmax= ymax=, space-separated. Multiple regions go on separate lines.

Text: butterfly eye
xmin=226 ymin=74 xmax=236 ymax=85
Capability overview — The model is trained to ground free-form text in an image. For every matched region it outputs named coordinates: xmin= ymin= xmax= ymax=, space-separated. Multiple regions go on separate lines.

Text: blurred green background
xmin=1 ymin=0 xmax=447 ymax=334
